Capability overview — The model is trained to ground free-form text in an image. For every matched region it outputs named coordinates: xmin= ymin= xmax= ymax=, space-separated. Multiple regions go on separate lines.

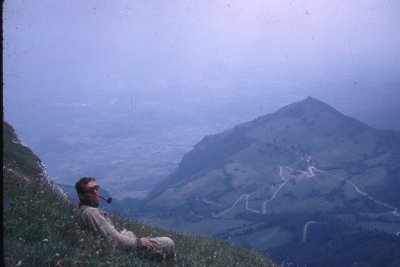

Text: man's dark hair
xmin=75 ymin=177 xmax=96 ymax=194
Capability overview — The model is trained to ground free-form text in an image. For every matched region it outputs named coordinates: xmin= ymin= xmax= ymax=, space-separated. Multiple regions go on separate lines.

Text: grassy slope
xmin=3 ymin=121 xmax=276 ymax=267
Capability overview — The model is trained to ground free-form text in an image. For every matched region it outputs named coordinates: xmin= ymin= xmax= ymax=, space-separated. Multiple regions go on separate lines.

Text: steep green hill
xmin=139 ymin=97 xmax=400 ymax=266
xmin=3 ymin=121 xmax=276 ymax=267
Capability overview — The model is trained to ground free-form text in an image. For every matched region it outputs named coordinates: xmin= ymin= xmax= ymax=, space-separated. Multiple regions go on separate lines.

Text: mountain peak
xmin=299 ymin=96 xmax=338 ymax=110
xmin=274 ymin=96 xmax=342 ymax=118
xmin=302 ymin=96 xmax=335 ymax=108
xmin=304 ymin=96 xmax=321 ymax=102
xmin=150 ymin=97 xmax=379 ymax=198
xmin=247 ymin=97 xmax=374 ymax=139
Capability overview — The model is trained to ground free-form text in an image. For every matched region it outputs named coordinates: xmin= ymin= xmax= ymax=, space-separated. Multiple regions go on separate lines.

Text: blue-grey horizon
xmin=3 ymin=0 xmax=400 ymax=196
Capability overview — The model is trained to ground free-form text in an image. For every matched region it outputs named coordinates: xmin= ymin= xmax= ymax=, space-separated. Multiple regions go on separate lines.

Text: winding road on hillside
xmin=261 ymin=166 xmax=288 ymax=214
xmin=213 ymin=194 xmax=260 ymax=217
xmin=212 ymin=159 xmax=399 ymax=222
xmin=261 ymin=165 xmax=317 ymax=214
xmin=302 ymin=221 xmax=317 ymax=243
xmin=213 ymin=165 xmax=315 ymax=217
xmin=314 ymin=168 xmax=400 ymax=218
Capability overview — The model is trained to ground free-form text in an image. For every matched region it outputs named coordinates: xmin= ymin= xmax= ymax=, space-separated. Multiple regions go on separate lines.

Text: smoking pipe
xmin=100 ymin=195 xmax=112 ymax=203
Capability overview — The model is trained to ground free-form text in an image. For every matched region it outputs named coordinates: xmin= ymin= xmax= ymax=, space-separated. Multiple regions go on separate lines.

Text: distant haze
xmin=3 ymin=0 xmax=400 ymax=197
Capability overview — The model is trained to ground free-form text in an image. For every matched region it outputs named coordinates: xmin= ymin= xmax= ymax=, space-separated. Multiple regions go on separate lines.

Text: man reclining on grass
xmin=75 ymin=177 xmax=175 ymax=259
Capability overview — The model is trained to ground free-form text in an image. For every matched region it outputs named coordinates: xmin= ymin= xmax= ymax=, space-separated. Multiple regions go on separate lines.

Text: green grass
xmin=175 ymin=218 xmax=251 ymax=236
xmin=242 ymin=226 xmax=292 ymax=250
xmin=359 ymin=221 xmax=400 ymax=234
xmin=3 ymin=121 xmax=276 ymax=267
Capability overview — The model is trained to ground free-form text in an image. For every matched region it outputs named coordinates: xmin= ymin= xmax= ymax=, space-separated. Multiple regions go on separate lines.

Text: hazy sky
xmin=3 ymin=0 xmax=400 ymax=193
xmin=4 ymin=0 xmax=399 ymax=100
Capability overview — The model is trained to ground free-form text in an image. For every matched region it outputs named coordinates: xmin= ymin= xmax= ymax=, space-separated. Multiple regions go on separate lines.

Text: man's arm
xmin=80 ymin=208 xmax=138 ymax=250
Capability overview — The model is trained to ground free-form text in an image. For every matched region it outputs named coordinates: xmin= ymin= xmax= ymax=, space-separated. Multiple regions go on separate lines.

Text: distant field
xmin=359 ymin=221 xmax=400 ymax=234
xmin=169 ymin=218 xmax=251 ymax=236
xmin=242 ymin=226 xmax=293 ymax=250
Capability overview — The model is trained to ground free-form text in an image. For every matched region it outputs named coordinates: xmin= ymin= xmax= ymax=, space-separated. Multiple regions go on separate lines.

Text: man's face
xmin=79 ymin=180 xmax=100 ymax=203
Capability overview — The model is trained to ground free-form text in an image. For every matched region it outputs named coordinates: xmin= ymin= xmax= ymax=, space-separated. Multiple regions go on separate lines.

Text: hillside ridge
xmin=3 ymin=120 xmax=276 ymax=266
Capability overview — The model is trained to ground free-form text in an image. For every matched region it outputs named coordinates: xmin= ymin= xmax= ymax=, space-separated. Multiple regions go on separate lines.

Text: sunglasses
xmin=82 ymin=185 xmax=100 ymax=193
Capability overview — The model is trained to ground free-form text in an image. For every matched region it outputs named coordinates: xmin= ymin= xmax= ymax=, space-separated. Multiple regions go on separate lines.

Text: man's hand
xmin=121 ymin=229 xmax=134 ymax=238
xmin=140 ymin=237 xmax=158 ymax=250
